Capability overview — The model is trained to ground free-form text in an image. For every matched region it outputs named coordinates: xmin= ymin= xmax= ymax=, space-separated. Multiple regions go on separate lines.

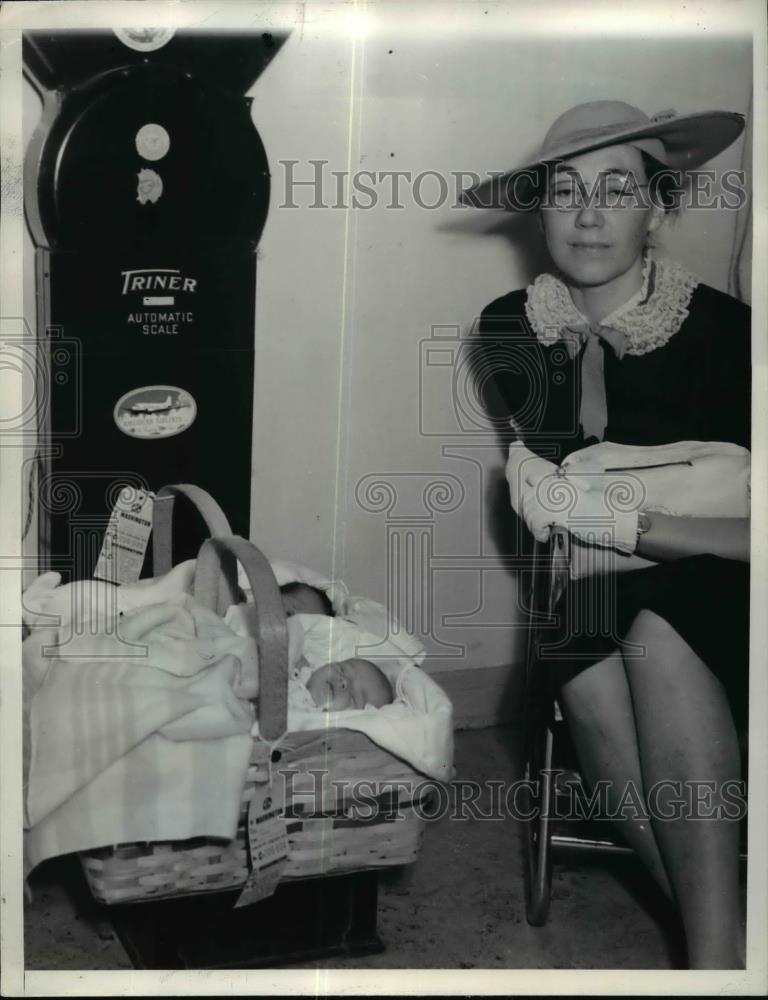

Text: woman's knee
xmin=557 ymin=652 xmax=628 ymax=726
xmin=622 ymin=608 xmax=711 ymax=698
xmin=624 ymin=608 xmax=684 ymax=654
xmin=623 ymin=609 xmax=735 ymax=721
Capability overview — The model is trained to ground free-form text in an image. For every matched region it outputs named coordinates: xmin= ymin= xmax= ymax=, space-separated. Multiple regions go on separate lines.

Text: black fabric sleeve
xmin=474 ymin=293 xmax=579 ymax=463
xmin=704 ymin=293 xmax=752 ymax=450
xmin=475 ymin=300 xmax=530 ymax=432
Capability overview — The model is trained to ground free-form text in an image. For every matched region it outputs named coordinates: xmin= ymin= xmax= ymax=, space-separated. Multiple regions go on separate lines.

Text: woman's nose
xmin=574 ymin=203 xmax=605 ymax=228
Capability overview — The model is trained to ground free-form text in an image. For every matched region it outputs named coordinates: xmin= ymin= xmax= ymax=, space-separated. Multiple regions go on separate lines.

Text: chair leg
xmin=524 ymin=721 xmax=555 ymax=926
xmin=521 ymin=534 xmax=566 ymax=927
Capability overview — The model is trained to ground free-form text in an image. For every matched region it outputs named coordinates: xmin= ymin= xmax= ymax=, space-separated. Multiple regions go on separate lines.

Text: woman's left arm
xmin=636 ymin=514 xmax=750 ymax=563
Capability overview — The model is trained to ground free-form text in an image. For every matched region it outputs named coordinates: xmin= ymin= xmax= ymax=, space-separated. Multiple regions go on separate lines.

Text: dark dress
xmin=479 ymin=280 xmax=751 ymax=716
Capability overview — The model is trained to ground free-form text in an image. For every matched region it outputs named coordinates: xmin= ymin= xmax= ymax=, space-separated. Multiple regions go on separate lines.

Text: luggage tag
xmin=93 ymin=488 xmax=154 ymax=585
xmin=234 ymin=767 xmax=289 ymax=908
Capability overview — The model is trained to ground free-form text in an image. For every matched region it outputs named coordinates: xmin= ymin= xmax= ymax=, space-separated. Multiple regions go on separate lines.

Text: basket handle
xmin=152 ymin=484 xmax=233 ymax=576
xmin=194 ymin=535 xmax=288 ymax=740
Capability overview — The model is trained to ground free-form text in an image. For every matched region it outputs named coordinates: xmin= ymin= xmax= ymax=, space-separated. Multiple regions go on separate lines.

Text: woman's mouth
xmin=570 ymin=242 xmax=612 ymax=254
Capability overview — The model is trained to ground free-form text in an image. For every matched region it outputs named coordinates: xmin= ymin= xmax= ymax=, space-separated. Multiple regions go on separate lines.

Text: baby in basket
xmin=280 ymin=582 xmax=394 ymax=712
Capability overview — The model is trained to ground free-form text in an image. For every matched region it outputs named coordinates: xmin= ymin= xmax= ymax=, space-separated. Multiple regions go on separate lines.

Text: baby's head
xmin=280 ymin=582 xmax=334 ymax=618
xmin=305 ymin=657 xmax=393 ymax=712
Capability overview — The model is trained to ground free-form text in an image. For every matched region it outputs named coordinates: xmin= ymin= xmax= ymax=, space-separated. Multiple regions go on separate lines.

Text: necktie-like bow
xmin=561 ymin=323 xmax=628 ymax=441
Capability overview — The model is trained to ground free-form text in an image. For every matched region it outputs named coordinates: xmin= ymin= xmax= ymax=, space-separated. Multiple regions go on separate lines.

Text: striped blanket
xmin=23 ymin=595 xmax=258 ymax=875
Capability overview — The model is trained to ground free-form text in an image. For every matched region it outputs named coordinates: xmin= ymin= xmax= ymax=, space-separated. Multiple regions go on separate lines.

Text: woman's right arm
xmin=476 ymin=294 xmax=566 ymax=460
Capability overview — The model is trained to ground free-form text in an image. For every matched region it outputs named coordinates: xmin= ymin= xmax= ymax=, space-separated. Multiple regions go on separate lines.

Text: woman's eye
xmin=550 ymin=186 xmax=581 ymax=209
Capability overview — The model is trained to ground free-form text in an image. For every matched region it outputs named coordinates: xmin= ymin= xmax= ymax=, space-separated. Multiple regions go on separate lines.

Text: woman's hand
xmin=505 ymin=442 xmax=558 ymax=528
xmin=506 ymin=443 xmax=560 ymax=542
xmin=521 ymin=470 xmax=641 ymax=551
xmin=508 ymin=448 xmax=641 ymax=549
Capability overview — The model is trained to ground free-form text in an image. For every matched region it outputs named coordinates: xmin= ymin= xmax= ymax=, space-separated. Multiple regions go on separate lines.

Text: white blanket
xmin=288 ymin=615 xmax=453 ymax=783
xmin=23 ymin=594 xmax=256 ymax=874
xmin=229 ymin=562 xmax=454 ymax=783
xmin=244 ymin=557 xmax=426 ymax=661
xmin=22 ymin=559 xmax=197 ymax=631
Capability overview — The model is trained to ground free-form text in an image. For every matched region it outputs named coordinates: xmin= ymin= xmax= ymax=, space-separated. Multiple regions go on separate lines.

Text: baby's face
xmin=305 ymin=658 xmax=392 ymax=712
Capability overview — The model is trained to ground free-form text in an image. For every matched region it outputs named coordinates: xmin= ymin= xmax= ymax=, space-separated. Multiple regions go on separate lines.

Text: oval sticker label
xmin=114 ymin=386 xmax=196 ymax=439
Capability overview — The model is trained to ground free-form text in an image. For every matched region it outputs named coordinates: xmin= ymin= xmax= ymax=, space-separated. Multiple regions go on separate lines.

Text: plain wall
xmin=23 ymin=14 xmax=752 ymax=678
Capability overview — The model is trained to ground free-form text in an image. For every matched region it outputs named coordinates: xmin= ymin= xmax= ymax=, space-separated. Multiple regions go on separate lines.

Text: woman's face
xmin=540 ymin=143 xmax=662 ymax=289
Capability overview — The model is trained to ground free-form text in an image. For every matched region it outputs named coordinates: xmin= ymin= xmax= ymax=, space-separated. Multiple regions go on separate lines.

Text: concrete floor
xmin=24 ymin=726 xmax=742 ymax=971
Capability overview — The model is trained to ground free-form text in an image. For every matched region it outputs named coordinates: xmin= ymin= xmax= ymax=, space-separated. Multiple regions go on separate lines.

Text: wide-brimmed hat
xmin=461 ymin=100 xmax=745 ymax=211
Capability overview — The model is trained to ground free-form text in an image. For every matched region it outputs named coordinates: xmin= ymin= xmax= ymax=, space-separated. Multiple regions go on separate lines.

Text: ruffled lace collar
xmin=524 ymin=254 xmax=699 ymax=357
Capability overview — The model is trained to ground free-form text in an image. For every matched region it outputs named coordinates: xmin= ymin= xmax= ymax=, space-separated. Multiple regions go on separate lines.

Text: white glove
xmin=505 ymin=442 xmax=558 ymax=516
xmin=519 ymin=480 xmax=558 ymax=543
xmin=564 ymin=475 xmax=640 ymax=552
xmin=523 ymin=468 xmax=641 ymax=552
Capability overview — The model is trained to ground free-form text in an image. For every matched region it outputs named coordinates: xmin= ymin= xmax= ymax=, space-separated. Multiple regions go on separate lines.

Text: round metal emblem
xmin=113 ymin=28 xmax=176 ymax=52
xmin=136 ymin=123 xmax=170 ymax=161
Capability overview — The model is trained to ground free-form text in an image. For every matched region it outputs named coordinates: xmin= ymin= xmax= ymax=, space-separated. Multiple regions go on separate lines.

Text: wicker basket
xmin=80 ymin=496 xmax=434 ymax=905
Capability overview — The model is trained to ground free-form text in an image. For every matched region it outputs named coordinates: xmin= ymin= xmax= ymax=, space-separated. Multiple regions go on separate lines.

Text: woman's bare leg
xmin=557 ymin=651 xmax=673 ymax=899
xmin=622 ymin=610 xmax=743 ymax=969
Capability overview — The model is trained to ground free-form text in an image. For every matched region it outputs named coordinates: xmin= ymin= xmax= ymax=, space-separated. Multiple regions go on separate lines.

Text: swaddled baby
xmin=281 ymin=583 xmax=393 ymax=712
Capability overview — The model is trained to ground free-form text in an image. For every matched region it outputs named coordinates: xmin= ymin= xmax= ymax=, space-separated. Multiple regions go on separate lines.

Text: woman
xmin=464 ymin=101 xmax=750 ymax=969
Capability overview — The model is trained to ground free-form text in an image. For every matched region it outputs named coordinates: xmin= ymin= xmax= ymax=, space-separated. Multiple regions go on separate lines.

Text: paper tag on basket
xmin=93 ymin=488 xmax=154 ymax=585
xmin=234 ymin=774 xmax=289 ymax=908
